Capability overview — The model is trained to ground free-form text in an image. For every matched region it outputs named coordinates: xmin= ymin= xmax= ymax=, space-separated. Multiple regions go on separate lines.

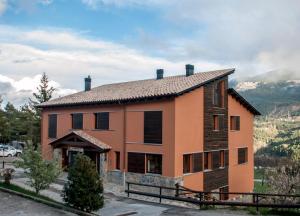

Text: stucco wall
xmin=228 ymin=95 xmax=254 ymax=194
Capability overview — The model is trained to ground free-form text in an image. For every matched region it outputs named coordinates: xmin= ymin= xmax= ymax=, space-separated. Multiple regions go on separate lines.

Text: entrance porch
xmin=49 ymin=130 xmax=111 ymax=174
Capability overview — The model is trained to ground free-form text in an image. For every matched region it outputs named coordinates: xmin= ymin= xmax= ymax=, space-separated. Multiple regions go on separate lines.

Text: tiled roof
xmin=38 ymin=69 xmax=235 ymax=107
xmin=228 ymin=88 xmax=261 ymax=115
xmin=50 ymin=130 xmax=111 ymax=151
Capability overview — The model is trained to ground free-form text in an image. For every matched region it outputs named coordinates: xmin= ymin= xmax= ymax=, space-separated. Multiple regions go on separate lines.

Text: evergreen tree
xmin=62 ymin=154 xmax=104 ymax=212
xmin=0 ymin=96 xmax=9 ymax=143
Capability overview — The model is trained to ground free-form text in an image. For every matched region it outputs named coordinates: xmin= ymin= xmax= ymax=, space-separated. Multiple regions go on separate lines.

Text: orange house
xmin=38 ymin=65 xmax=260 ymax=195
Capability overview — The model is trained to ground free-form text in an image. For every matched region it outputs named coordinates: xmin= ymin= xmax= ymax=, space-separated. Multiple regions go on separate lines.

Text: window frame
xmin=71 ymin=113 xmax=83 ymax=130
xmin=95 ymin=112 xmax=110 ymax=130
xmin=183 ymin=154 xmax=192 ymax=174
xmin=48 ymin=114 xmax=57 ymax=139
xmin=213 ymin=80 xmax=225 ymax=108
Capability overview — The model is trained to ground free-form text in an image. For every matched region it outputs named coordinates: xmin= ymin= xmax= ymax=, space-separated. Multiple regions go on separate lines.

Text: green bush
xmin=62 ymin=154 xmax=104 ymax=212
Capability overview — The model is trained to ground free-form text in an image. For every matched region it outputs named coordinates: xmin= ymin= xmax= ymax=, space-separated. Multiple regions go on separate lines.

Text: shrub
xmin=62 ymin=154 xmax=104 ymax=212
xmin=15 ymin=144 xmax=61 ymax=194
xmin=1 ymin=168 xmax=15 ymax=185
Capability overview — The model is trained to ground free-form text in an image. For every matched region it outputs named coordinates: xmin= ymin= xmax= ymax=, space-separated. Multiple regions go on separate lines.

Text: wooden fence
xmin=125 ymin=181 xmax=300 ymax=211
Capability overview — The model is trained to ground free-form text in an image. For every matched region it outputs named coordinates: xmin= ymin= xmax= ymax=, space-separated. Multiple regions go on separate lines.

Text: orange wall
xmin=41 ymin=100 xmax=176 ymax=176
xmin=228 ymin=95 xmax=254 ymax=193
xmin=174 ymin=87 xmax=204 ymax=190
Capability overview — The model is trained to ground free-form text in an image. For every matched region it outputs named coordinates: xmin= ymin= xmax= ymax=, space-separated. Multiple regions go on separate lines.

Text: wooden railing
xmin=125 ymin=181 xmax=300 ymax=211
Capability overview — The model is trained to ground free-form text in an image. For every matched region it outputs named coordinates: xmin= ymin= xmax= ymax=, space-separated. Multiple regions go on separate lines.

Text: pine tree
xmin=62 ymin=154 xmax=104 ymax=212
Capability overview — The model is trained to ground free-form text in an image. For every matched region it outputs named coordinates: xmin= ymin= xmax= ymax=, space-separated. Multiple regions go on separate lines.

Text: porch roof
xmin=49 ymin=130 xmax=111 ymax=152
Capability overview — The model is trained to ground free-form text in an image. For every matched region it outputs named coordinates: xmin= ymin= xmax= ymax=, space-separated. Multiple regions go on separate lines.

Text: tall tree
xmin=0 ymin=96 xmax=9 ymax=143
xmin=29 ymin=73 xmax=55 ymax=146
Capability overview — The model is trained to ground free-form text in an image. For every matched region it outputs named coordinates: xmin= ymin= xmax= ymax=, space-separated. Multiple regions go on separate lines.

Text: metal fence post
xmin=199 ymin=192 xmax=203 ymax=209
xmin=127 ymin=182 xmax=130 ymax=197
xmin=256 ymin=194 xmax=259 ymax=212
xmin=2 ymin=161 xmax=4 ymax=169
xmin=159 ymin=187 xmax=162 ymax=203
xmin=175 ymin=183 xmax=179 ymax=197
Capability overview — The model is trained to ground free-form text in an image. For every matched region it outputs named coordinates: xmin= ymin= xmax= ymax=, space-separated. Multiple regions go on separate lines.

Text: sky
xmin=0 ymin=0 xmax=300 ymax=107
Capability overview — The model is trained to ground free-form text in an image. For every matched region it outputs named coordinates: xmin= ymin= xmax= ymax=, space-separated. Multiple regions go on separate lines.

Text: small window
xmin=213 ymin=80 xmax=225 ymax=107
xmin=144 ymin=111 xmax=162 ymax=144
xmin=115 ymin=151 xmax=120 ymax=170
xmin=72 ymin=113 xmax=83 ymax=129
xmin=193 ymin=153 xmax=203 ymax=172
xmin=48 ymin=114 xmax=57 ymax=138
xmin=128 ymin=153 xmax=145 ymax=173
xmin=238 ymin=147 xmax=248 ymax=164
xmin=95 ymin=112 xmax=109 ymax=130
xmin=230 ymin=116 xmax=240 ymax=131
xmin=220 ymin=150 xmax=225 ymax=167
xmin=213 ymin=115 xmax=223 ymax=131
xmin=204 ymin=152 xmax=212 ymax=170
xmin=183 ymin=154 xmax=192 ymax=174
xmin=146 ymin=154 xmax=162 ymax=174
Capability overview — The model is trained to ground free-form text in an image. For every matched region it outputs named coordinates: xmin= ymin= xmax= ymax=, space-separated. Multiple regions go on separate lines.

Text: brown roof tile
xmin=39 ymin=68 xmax=235 ymax=107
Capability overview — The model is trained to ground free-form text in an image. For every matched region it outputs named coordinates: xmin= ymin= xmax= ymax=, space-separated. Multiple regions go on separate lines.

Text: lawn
xmin=254 ymin=181 xmax=269 ymax=193
xmin=254 ymin=168 xmax=265 ymax=179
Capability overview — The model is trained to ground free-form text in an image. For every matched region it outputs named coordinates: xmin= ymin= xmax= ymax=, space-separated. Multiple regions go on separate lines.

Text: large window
xmin=127 ymin=153 xmax=145 ymax=173
xmin=95 ymin=112 xmax=109 ymax=130
xmin=144 ymin=111 xmax=162 ymax=144
xmin=220 ymin=150 xmax=225 ymax=168
xmin=48 ymin=114 xmax=57 ymax=138
xmin=115 ymin=151 xmax=120 ymax=170
xmin=127 ymin=152 xmax=162 ymax=174
xmin=146 ymin=154 xmax=162 ymax=174
xmin=72 ymin=113 xmax=83 ymax=129
xmin=230 ymin=116 xmax=240 ymax=131
xmin=183 ymin=153 xmax=203 ymax=174
xmin=238 ymin=147 xmax=248 ymax=164
xmin=213 ymin=80 xmax=225 ymax=107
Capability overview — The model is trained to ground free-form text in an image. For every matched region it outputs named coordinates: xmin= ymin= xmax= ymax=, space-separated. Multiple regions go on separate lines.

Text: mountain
xmin=230 ymin=70 xmax=300 ymax=116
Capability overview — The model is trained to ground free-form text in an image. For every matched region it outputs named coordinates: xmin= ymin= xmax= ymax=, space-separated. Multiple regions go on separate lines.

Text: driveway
xmin=0 ymin=191 xmax=75 ymax=216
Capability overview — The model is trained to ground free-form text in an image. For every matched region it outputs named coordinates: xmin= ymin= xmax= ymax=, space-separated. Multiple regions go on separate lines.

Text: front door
xmin=68 ymin=151 xmax=79 ymax=168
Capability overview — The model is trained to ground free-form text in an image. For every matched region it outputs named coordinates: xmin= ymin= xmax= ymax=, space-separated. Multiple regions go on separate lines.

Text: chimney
xmin=84 ymin=75 xmax=91 ymax=91
xmin=156 ymin=69 xmax=164 ymax=80
xmin=185 ymin=64 xmax=194 ymax=76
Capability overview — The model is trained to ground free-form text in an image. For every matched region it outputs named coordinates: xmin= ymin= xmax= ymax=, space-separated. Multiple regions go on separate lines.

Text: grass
xmin=0 ymin=182 xmax=60 ymax=204
xmin=254 ymin=168 xmax=265 ymax=180
xmin=254 ymin=182 xmax=269 ymax=193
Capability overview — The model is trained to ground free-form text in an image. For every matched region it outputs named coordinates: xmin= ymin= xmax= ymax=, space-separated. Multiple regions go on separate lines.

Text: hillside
xmin=231 ymin=70 xmax=300 ymax=156
xmin=231 ymin=70 xmax=300 ymax=116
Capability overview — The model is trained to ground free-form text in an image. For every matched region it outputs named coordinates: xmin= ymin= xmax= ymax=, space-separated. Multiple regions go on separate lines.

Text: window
xmin=213 ymin=115 xmax=223 ymax=131
xmin=146 ymin=154 xmax=162 ymax=174
xmin=212 ymin=151 xmax=220 ymax=169
xmin=128 ymin=153 xmax=145 ymax=173
xmin=193 ymin=153 xmax=203 ymax=172
xmin=95 ymin=112 xmax=109 ymax=130
xmin=238 ymin=147 xmax=248 ymax=164
xmin=48 ymin=114 xmax=57 ymax=138
xmin=183 ymin=153 xmax=203 ymax=174
xmin=225 ymin=150 xmax=229 ymax=167
xmin=115 ymin=151 xmax=120 ymax=170
xmin=230 ymin=116 xmax=240 ymax=131
xmin=183 ymin=154 xmax=191 ymax=174
xmin=204 ymin=152 xmax=212 ymax=170
xmin=219 ymin=186 xmax=229 ymax=200
xmin=213 ymin=80 xmax=225 ymax=107
xmin=220 ymin=150 xmax=225 ymax=167
xmin=144 ymin=111 xmax=162 ymax=144
xmin=72 ymin=113 xmax=83 ymax=129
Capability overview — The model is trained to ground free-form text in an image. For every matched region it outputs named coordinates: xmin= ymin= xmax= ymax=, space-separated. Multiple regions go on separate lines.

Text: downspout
xmin=123 ymin=105 xmax=127 ymax=188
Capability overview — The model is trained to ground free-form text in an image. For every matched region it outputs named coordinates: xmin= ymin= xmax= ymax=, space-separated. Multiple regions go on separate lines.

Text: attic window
xmin=213 ymin=80 xmax=225 ymax=107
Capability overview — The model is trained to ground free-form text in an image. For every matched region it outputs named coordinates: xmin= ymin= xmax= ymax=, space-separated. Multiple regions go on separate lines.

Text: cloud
xmin=0 ymin=25 xmax=225 ymax=106
xmin=0 ymin=0 xmax=7 ymax=15
xmin=0 ymin=73 xmax=77 ymax=107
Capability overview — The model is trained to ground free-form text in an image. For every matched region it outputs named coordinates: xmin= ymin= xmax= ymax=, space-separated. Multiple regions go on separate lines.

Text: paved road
xmin=0 ymin=191 xmax=75 ymax=216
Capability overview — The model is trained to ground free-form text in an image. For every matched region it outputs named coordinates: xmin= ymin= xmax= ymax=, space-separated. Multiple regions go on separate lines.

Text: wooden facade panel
xmin=203 ymin=168 xmax=228 ymax=191
xmin=203 ymin=77 xmax=229 ymax=191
